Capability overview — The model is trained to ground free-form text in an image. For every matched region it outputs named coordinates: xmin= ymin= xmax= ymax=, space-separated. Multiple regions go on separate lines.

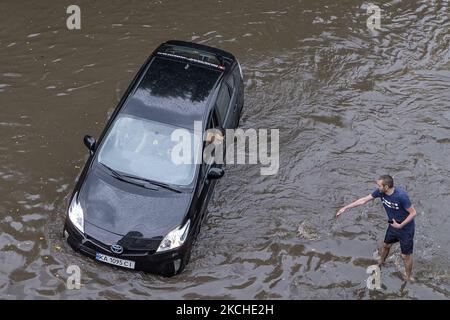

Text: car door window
xmin=232 ymin=65 xmax=241 ymax=85
xmin=202 ymin=112 xmax=220 ymax=175
xmin=226 ymin=74 xmax=234 ymax=89
xmin=215 ymin=84 xmax=231 ymax=125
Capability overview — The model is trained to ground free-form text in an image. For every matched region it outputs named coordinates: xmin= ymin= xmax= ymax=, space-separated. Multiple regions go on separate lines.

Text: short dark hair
xmin=378 ymin=175 xmax=394 ymax=188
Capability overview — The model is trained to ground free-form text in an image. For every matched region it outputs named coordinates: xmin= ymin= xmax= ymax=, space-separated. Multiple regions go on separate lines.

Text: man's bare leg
xmin=378 ymin=243 xmax=391 ymax=266
xmin=401 ymin=254 xmax=413 ymax=282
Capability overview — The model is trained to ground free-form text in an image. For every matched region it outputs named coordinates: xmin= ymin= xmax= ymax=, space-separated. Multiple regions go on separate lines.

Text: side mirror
xmin=207 ymin=167 xmax=224 ymax=180
xmin=83 ymin=135 xmax=96 ymax=152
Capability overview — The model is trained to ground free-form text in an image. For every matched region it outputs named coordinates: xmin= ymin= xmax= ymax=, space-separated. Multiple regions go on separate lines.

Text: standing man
xmin=336 ymin=175 xmax=417 ymax=282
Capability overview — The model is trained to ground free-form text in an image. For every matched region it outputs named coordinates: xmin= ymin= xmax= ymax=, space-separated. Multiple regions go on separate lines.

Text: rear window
xmin=157 ymin=44 xmax=224 ymax=69
xmin=122 ymin=57 xmax=221 ymax=128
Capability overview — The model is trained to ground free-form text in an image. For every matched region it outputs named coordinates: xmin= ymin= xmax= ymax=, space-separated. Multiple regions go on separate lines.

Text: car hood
xmin=78 ymin=168 xmax=192 ymax=238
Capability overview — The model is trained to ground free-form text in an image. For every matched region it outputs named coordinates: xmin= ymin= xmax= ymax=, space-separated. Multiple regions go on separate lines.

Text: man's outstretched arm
xmin=336 ymin=194 xmax=374 ymax=217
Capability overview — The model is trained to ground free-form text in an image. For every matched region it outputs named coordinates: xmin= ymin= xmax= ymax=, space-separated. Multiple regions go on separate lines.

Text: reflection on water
xmin=0 ymin=0 xmax=449 ymax=299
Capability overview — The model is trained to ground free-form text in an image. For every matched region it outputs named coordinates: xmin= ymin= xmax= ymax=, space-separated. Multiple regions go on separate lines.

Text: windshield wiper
xmin=119 ymin=173 xmax=182 ymax=193
xmin=99 ymin=163 xmax=158 ymax=190
xmin=99 ymin=163 xmax=122 ymax=179
xmin=99 ymin=163 xmax=182 ymax=193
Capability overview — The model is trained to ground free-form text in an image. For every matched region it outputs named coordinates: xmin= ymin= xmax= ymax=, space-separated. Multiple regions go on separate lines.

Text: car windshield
xmin=97 ymin=115 xmax=201 ymax=186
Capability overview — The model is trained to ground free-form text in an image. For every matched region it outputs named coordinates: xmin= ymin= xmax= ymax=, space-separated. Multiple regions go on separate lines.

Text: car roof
xmin=120 ymin=41 xmax=237 ymax=130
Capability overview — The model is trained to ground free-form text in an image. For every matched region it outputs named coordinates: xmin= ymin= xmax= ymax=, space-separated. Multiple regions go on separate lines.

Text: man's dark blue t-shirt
xmin=371 ymin=187 xmax=415 ymax=232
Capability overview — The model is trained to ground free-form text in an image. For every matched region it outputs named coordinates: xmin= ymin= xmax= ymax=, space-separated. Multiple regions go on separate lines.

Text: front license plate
xmin=95 ymin=253 xmax=135 ymax=269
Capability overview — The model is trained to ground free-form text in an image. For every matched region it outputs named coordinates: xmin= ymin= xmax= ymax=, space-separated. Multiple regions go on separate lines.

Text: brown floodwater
xmin=1 ymin=0 xmax=449 ymax=299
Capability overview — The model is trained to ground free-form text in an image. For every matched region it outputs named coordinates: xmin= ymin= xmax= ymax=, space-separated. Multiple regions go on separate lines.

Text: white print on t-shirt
xmin=381 ymin=197 xmax=399 ymax=210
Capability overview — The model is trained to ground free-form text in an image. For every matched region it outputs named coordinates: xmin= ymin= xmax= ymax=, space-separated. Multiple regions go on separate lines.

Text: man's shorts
xmin=384 ymin=225 xmax=415 ymax=255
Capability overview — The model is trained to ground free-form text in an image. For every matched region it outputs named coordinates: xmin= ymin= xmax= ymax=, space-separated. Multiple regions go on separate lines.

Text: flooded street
xmin=1 ymin=0 xmax=449 ymax=299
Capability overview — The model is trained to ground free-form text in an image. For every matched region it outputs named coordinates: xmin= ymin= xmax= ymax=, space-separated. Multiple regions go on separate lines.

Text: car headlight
xmin=157 ymin=220 xmax=190 ymax=253
xmin=68 ymin=193 xmax=84 ymax=233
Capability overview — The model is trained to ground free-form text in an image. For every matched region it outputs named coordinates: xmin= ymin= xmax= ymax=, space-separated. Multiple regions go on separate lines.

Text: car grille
xmin=83 ymin=235 xmax=161 ymax=256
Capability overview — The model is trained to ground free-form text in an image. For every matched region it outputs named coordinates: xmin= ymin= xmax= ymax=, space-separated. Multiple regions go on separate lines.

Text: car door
xmin=194 ymin=111 xmax=221 ymax=236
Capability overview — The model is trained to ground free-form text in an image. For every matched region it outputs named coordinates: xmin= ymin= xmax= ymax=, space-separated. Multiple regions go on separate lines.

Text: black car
xmin=63 ymin=40 xmax=244 ymax=276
